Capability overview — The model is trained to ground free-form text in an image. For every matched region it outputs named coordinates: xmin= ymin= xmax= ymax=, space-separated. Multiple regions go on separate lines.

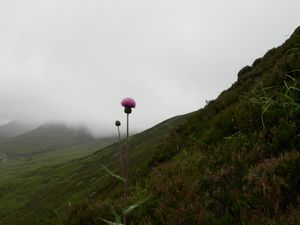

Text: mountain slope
xmin=0 ymin=121 xmax=36 ymax=138
xmin=0 ymin=123 xmax=95 ymax=156
xmin=124 ymin=27 xmax=300 ymax=225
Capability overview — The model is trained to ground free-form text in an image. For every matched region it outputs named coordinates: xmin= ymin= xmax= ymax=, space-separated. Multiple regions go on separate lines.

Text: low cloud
xmin=0 ymin=0 xmax=299 ymax=136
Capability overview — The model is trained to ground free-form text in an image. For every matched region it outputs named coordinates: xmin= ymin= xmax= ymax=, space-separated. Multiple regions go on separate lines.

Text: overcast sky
xmin=0 ymin=0 xmax=299 ymax=136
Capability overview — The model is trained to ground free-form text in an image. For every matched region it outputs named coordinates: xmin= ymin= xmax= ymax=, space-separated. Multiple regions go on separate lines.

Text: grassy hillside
xmin=124 ymin=27 xmax=300 ymax=224
xmin=0 ymin=123 xmax=117 ymax=224
xmin=0 ymin=115 xmax=187 ymax=224
xmin=1 ymin=27 xmax=299 ymax=224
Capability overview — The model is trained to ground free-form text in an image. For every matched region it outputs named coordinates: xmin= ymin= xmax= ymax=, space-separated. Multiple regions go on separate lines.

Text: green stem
xmin=123 ymin=113 xmax=129 ymax=225
xmin=117 ymin=126 xmax=124 ymax=180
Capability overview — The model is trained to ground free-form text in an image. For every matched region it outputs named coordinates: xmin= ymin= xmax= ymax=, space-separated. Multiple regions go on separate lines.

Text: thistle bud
xmin=115 ymin=120 xmax=121 ymax=126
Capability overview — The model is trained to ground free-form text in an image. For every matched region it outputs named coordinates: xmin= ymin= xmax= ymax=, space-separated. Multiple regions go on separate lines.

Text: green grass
xmin=125 ymin=26 xmax=300 ymax=225
xmin=0 ymin=115 xmax=188 ymax=224
xmin=0 ymin=124 xmax=117 ymax=224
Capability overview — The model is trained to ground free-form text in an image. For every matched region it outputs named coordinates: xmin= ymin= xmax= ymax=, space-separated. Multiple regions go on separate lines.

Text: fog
xmin=0 ymin=0 xmax=299 ymax=136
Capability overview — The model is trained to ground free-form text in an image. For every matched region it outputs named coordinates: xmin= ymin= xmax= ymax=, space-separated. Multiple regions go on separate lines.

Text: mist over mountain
xmin=0 ymin=0 xmax=299 ymax=136
xmin=0 ymin=121 xmax=116 ymax=168
xmin=0 ymin=121 xmax=37 ymax=138
xmin=20 ymin=122 xmax=93 ymax=139
xmin=0 ymin=122 xmax=95 ymax=156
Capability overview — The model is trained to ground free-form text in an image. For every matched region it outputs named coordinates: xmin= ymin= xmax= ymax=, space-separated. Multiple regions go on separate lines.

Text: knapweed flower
xmin=121 ymin=98 xmax=136 ymax=114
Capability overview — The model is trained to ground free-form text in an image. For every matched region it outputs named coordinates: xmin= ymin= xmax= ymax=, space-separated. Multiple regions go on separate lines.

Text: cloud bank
xmin=0 ymin=0 xmax=299 ymax=136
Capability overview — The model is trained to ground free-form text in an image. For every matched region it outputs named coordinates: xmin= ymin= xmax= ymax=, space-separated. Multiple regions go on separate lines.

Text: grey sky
xmin=0 ymin=0 xmax=299 ymax=136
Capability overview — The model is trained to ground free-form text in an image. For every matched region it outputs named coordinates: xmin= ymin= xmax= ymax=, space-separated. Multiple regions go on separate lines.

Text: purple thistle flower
xmin=120 ymin=97 xmax=136 ymax=224
xmin=121 ymin=98 xmax=136 ymax=108
xmin=121 ymin=98 xmax=136 ymax=114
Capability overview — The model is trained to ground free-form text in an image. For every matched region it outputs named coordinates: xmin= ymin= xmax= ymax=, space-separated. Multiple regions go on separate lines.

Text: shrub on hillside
xmin=60 ymin=202 xmax=111 ymax=225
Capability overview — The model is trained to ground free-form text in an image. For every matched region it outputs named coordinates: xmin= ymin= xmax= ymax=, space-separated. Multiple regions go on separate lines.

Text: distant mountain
xmin=17 ymin=122 xmax=94 ymax=141
xmin=0 ymin=122 xmax=107 ymax=157
xmin=0 ymin=121 xmax=37 ymax=138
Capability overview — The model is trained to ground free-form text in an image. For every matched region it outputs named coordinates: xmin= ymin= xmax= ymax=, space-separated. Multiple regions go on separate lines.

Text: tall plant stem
xmin=117 ymin=126 xmax=124 ymax=179
xmin=123 ymin=113 xmax=129 ymax=225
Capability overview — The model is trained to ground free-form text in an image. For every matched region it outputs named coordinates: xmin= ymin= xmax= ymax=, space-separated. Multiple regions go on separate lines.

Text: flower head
xmin=121 ymin=98 xmax=136 ymax=114
xmin=121 ymin=98 xmax=136 ymax=108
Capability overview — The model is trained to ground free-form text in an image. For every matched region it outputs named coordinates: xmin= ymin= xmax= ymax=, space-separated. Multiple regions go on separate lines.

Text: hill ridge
xmin=0 ymin=121 xmax=37 ymax=138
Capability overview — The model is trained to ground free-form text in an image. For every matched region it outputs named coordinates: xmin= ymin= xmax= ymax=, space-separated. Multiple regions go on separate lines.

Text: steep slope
xmin=122 ymin=27 xmax=299 ymax=225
